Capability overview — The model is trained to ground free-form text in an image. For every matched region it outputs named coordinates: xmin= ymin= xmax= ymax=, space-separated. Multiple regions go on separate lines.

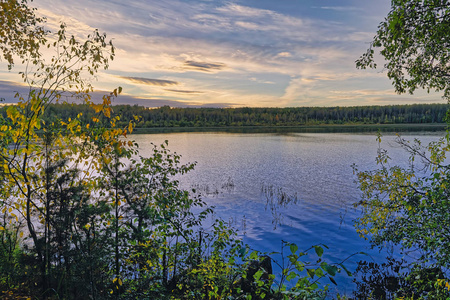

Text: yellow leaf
xmin=104 ymin=107 xmax=111 ymax=118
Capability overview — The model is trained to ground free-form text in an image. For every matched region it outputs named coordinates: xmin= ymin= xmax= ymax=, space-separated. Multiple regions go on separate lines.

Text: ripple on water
xmin=131 ymin=131 xmax=445 ymax=296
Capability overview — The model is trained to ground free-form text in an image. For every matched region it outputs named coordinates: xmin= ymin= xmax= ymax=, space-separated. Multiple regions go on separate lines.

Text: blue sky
xmin=0 ymin=0 xmax=444 ymax=107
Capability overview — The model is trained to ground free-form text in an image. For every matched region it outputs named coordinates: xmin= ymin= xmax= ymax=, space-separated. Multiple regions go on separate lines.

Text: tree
xmin=354 ymin=0 xmax=450 ymax=295
xmin=356 ymin=0 xmax=450 ymax=100
xmin=0 ymin=0 xmax=46 ymax=69
xmin=354 ymin=134 xmax=450 ymax=267
xmin=0 ymin=2 xmax=124 ymax=297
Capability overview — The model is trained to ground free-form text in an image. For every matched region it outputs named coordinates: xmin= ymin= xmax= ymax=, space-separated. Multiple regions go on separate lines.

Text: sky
xmin=0 ymin=0 xmax=445 ymax=108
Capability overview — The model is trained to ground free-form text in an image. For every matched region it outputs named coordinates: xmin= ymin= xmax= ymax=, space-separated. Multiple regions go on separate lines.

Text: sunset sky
xmin=0 ymin=0 xmax=444 ymax=107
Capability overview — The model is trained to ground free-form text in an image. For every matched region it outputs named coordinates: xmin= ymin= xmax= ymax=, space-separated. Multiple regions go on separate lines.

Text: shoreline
xmin=132 ymin=123 xmax=448 ymax=134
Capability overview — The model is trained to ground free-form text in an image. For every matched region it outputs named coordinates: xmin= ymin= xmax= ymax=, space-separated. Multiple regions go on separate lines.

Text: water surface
xmin=131 ymin=131 xmax=445 ymax=295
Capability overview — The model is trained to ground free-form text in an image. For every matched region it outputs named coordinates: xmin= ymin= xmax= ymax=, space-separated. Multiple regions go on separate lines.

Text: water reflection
xmin=130 ymin=131 xmax=446 ymax=294
xmin=134 ymin=124 xmax=446 ymax=135
xmin=262 ymin=184 xmax=298 ymax=229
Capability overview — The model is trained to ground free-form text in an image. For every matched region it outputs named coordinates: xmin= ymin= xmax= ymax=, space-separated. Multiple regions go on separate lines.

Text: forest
xmin=1 ymin=103 xmax=448 ymax=128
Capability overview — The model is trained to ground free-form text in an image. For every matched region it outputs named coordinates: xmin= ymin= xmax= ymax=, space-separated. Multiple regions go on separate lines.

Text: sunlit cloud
xmin=0 ymin=0 xmax=436 ymax=107
xmin=217 ymin=3 xmax=276 ymax=18
xmin=276 ymin=52 xmax=292 ymax=58
xmin=234 ymin=21 xmax=260 ymax=30
xmin=120 ymin=76 xmax=179 ymax=86
xmin=165 ymin=89 xmax=204 ymax=94
xmin=249 ymin=77 xmax=275 ymax=84
xmin=182 ymin=61 xmax=227 ymax=73
xmin=0 ymin=80 xmax=28 ymax=91
xmin=318 ymin=6 xmax=363 ymax=12
xmin=36 ymin=9 xmax=97 ymax=38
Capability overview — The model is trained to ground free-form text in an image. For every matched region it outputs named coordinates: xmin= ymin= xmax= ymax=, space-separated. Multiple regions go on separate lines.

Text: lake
xmin=131 ymin=130 xmax=445 ymax=296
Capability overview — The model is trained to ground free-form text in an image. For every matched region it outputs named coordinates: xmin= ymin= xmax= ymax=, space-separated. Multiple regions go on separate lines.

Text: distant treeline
xmin=1 ymin=103 xmax=449 ymax=127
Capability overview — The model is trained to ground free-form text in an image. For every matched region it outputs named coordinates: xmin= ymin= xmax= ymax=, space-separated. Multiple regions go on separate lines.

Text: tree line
xmin=1 ymin=103 xmax=448 ymax=128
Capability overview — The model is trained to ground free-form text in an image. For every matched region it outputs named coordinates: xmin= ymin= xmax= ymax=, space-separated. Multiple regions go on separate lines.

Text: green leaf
xmin=286 ymin=271 xmax=296 ymax=281
xmin=249 ymin=251 xmax=258 ymax=260
xmin=253 ymin=270 xmax=263 ymax=281
xmin=339 ymin=263 xmax=352 ymax=277
xmin=315 ymin=268 xmax=324 ymax=277
xmin=288 ymin=254 xmax=298 ymax=264
xmin=238 ymin=246 xmax=247 ymax=257
xmin=314 ymin=245 xmax=324 ymax=257
xmin=294 ymin=261 xmax=304 ymax=272
xmin=329 ymin=276 xmax=337 ymax=285
xmin=321 ymin=262 xmax=338 ymax=276
xmin=290 ymin=243 xmax=298 ymax=254
xmin=307 ymin=268 xmax=315 ymax=279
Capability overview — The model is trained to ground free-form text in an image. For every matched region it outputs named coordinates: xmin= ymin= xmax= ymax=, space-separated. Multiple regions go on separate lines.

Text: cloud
xmin=276 ymin=52 xmax=292 ymax=58
xmin=34 ymin=0 xmax=374 ymax=80
xmin=0 ymin=79 xmax=234 ymax=107
xmin=217 ymin=3 xmax=307 ymax=37
xmin=34 ymin=8 xmax=97 ymax=39
xmin=0 ymin=80 xmax=32 ymax=101
xmin=90 ymin=91 xmax=237 ymax=107
xmin=165 ymin=89 xmax=204 ymax=94
xmin=120 ymin=76 xmax=179 ymax=86
xmin=14 ymin=0 xmax=435 ymax=107
xmin=0 ymin=80 xmax=28 ymax=91
xmin=217 ymin=3 xmax=279 ymax=19
xmin=234 ymin=21 xmax=260 ymax=30
xmin=318 ymin=6 xmax=363 ymax=12
xmin=281 ymin=77 xmax=313 ymax=104
xmin=182 ymin=61 xmax=227 ymax=72
xmin=369 ymin=97 xmax=442 ymax=103
xmin=249 ymin=77 xmax=275 ymax=84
